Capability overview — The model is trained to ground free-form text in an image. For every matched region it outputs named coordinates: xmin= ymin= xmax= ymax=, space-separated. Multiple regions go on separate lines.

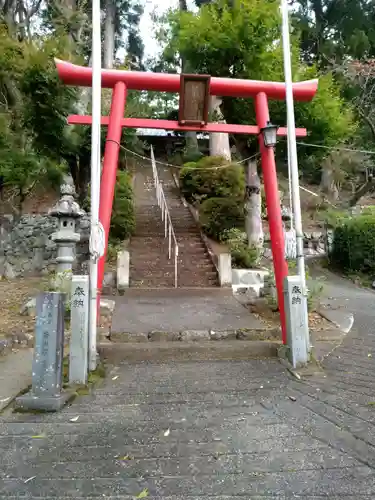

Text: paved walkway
xmin=2 ymin=272 xmax=375 ymax=497
xmin=111 ymin=288 xmax=264 ymax=335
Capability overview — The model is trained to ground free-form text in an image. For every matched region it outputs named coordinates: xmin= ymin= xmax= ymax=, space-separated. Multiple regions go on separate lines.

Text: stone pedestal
xmin=15 ymin=292 xmax=70 ymax=412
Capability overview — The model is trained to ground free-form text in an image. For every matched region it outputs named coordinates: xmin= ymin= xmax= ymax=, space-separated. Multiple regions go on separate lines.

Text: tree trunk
xmin=320 ymin=167 xmax=339 ymax=201
xmin=104 ymin=0 xmax=116 ymax=69
xmin=185 ymin=132 xmax=200 ymax=157
xmin=244 ymin=160 xmax=263 ymax=249
xmin=348 ymin=180 xmax=374 ymax=208
xmin=209 ymin=96 xmax=231 ymax=160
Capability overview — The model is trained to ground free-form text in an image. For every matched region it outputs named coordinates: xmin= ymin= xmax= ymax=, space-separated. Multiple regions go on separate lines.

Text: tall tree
xmin=291 ymin=0 xmax=375 ymax=67
xmin=165 ymin=0 xmax=357 ymax=241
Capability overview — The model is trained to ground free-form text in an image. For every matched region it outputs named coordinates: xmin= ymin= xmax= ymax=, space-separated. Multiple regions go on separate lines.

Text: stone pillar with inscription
xmin=283 ymin=275 xmax=310 ymax=368
xmin=69 ymin=275 xmax=89 ymax=384
xmin=15 ymin=292 xmax=70 ymax=412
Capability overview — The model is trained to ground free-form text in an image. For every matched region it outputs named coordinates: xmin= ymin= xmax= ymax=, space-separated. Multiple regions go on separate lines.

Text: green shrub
xmin=199 ymin=197 xmax=244 ymax=240
xmin=231 ymin=245 xmax=259 ymax=269
xmin=182 ymin=150 xmax=203 ymax=163
xmin=109 ymin=170 xmax=135 ymax=242
xmin=221 ymin=228 xmax=259 ymax=269
xmin=83 ymin=170 xmax=135 ymax=244
xmin=180 ymin=156 xmax=245 ymax=204
xmin=331 ymin=215 xmax=375 ymax=273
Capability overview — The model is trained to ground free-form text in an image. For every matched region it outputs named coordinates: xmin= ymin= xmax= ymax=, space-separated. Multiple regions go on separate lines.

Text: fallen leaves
xmin=0 ymin=277 xmax=49 ymax=350
xmin=136 ymin=488 xmax=149 ymax=498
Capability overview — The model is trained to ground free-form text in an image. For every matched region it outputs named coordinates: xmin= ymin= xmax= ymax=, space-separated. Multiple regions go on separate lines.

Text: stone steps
xmin=129 ymin=167 xmax=219 ymax=288
xmin=99 ymin=340 xmax=279 ymax=363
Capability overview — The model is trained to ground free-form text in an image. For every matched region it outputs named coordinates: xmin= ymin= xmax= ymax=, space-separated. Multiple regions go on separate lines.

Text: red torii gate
xmin=55 ymin=59 xmax=318 ymax=342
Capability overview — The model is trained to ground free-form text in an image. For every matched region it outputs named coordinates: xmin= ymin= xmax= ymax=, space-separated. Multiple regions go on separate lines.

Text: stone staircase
xmin=129 ymin=164 xmax=219 ymax=288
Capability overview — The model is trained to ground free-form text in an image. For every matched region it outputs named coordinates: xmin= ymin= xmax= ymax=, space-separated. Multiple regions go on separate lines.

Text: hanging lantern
xmin=260 ymin=121 xmax=279 ymax=148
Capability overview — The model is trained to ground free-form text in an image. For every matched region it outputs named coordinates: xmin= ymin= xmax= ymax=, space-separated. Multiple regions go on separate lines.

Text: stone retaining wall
xmin=0 ymin=214 xmax=91 ymax=279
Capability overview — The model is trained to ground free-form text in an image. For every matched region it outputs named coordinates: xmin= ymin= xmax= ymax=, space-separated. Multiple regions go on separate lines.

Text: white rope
xmin=112 ymin=141 xmax=260 ymax=170
xmin=89 ymin=221 xmax=105 ymax=261
xmin=295 ymin=141 xmax=375 ymax=155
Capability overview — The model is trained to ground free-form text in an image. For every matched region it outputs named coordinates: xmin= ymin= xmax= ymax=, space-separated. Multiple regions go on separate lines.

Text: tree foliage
xmin=164 ymin=0 xmax=357 ymax=183
xmin=0 ymin=0 xmax=145 ymax=212
xmin=291 ymin=0 xmax=375 ymax=66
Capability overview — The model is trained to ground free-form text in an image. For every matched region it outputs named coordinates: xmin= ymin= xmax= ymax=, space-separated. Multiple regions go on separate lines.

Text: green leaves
xmin=169 ymin=0 xmax=282 ymax=80
xmin=136 ymin=489 xmax=149 ymax=498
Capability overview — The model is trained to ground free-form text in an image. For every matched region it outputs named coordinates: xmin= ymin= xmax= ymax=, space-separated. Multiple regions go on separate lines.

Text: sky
xmin=139 ymin=0 xmax=196 ymax=60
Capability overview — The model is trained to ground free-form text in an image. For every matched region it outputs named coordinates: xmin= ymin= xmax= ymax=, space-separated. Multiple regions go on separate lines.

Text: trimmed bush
xmin=180 ymin=156 xmax=245 ymax=204
xmin=199 ymin=197 xmax=244 ymax=241
xmin=331 ymin=215 xmax=375 ymax=273
xmin=109 ymin=170 xmax=135 ymax=242
xmin=221 ymin=228 xmax=259 ymax=269
xmin=231 ymin=245 xmax=259 ymax=269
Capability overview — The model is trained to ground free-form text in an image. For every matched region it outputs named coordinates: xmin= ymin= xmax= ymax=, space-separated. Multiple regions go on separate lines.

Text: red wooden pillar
xmin=97 ymin=81 xmax=127 ymax=299
xmin=255 ymin=91 xmax=288 ymax=344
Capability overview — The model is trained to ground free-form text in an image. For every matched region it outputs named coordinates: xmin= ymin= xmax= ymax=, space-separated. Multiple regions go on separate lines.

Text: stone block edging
xmin=109 ymin=327 xmax=282 ymax=343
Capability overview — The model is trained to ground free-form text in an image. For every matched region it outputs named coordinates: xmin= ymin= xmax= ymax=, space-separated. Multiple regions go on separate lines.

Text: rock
xmin=109 ymin=331 xmax=148 ymax=342
xmin=20 ymin=297 xmax=37 ymax=316
xmin=4 ymin=262 xmax=16 ymax=280
xmin=209 ymin=330 xmax=237 ymax=340
xmin=180 ymin=330 xmax=210 ymax=341
xmin=11 ymin=332 xmax=33 ymax=346
xmin=3 ymin=213 xmax=91 ymax=277
xmin=233 ymin=287 xmax=259 ymax=305
xmin=263 ymin=248 xmax=272 ymax=259
xmin=281 ymin=206 xmax=292 ymax=220
xmin=148 ymin=331 xmax=180 ymax=341
xmin=103 ymin=271 xmax=116 ymax=288
xmin=0 ymin=339 xmax=13 ymax=356
xmin=100 ymin=298 xmax=115 ymax=317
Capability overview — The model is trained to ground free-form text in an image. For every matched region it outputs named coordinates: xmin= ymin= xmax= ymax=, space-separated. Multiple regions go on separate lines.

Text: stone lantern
xmin=49 ymin=181 xmax=85 ymax=289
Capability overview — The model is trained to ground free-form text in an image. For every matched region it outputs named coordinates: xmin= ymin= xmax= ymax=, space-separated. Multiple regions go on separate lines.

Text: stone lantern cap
xmin=49 ymin=182 xmax=85 ymax=219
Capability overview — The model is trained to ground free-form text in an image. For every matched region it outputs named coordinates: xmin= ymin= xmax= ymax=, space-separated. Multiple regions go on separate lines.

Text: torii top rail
xmin=56 ymin=59 xmax=317 ymax=100
xmin=55 ymin=59 xmax=319 ymax=344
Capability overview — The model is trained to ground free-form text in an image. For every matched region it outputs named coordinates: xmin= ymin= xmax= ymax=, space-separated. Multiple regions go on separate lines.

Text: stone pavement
xmin=2 ymin=272 xmax=375 ymax=497
xmin=111 ymin=287 xmax=264 ymax=335
xmin=2 ymin=354 xmax=375 ymax=498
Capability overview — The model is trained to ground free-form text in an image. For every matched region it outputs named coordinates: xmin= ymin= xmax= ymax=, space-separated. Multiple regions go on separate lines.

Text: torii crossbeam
xmin=55 ymin=59 xmax=318 ymax=342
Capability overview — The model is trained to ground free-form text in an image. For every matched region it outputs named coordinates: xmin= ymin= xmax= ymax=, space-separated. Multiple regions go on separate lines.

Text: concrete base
xmin=232 ymin=268 xmax=269 ymax=297
xmin=218 ymin=253 xmax=232 ymax=287
xmin=117 ymin=250 xmax=129 ymax=292
xmin=14 ymin=391 xmax=71 ymax=412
